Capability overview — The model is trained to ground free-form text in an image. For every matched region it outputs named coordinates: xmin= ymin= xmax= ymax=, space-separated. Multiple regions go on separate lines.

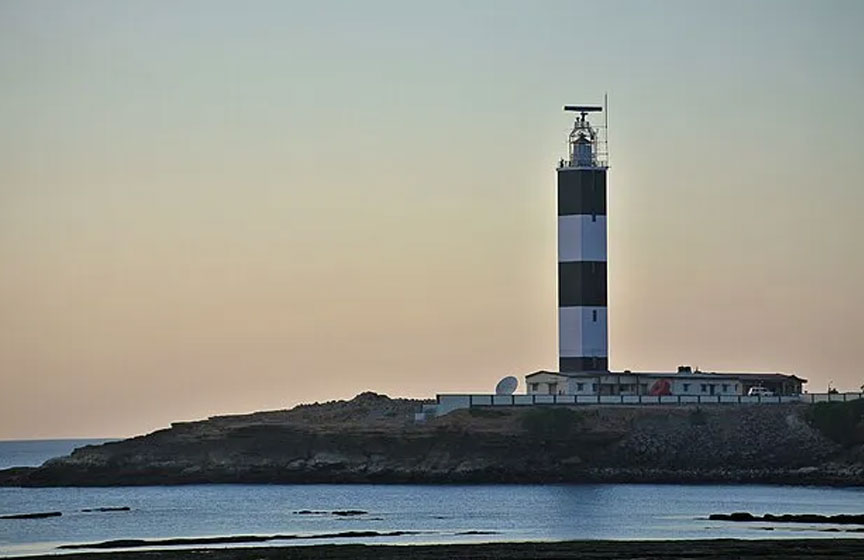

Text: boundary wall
xmin=421 ymin=392 xmax=864 ymax=419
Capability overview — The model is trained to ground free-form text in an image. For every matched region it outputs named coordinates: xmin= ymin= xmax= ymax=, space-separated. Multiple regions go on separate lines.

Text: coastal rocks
xmin=452 ymin=458 xmax=496 ymax=475
xmin=332 ymin=510 xmax=368 ymax=517
xmin=0 ymin=466 xmax=36 ymax=486
xmin=709 ymin=512 xmax=864 ymax=525
xmin=293 ymin=510 xmax=368 ymax=517
xmin=607 ymin=405 xmax=838 ymax=470
xmin=0 ymin=511 xmax=61 ymax=519
xmin=711 ymin=512 xmax=759 ymax=522
xmin=307 ymin=452 xmax=350 ymax=468
xmin=1 ymin=395 xmax=863 ymax=487
xmin=1 ymin=507 xmax=130 ymax=520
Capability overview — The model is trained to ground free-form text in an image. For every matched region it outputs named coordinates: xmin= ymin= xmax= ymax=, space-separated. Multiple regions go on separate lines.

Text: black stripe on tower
xmin=558 ymin=262 xmax=607 ymax=307
xmin=558 ymin=169 xmax=606 ymax=216
xmin=560 ymin=357 xmax=608 ymax=372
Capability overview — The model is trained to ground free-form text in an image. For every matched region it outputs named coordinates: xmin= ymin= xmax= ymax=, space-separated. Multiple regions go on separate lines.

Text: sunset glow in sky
xmin=2 ymin=0 xmax=863 ymax=438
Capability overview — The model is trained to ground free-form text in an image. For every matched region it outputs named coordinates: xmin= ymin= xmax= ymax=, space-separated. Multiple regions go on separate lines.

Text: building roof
xmin=524 ymin=369 xmax=807 ymax=383
xmin=524 ymin=370 xmax=565 ymax=379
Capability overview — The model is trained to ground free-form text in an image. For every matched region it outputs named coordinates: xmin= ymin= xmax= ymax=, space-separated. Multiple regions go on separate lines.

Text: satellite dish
xmin=495 ymin=376 xmax=519 ymax=395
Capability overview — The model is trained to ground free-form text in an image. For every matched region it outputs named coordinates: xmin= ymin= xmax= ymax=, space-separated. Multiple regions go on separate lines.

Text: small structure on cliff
xmin=525 ymin=366 xmax=806 ymax=397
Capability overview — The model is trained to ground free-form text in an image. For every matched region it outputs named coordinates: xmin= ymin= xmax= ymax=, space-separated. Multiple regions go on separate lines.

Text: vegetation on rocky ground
xmin=520 ymin=407 xmax=584 ymax=439
xmin=805 ymin=398 xmax=864 ymax=445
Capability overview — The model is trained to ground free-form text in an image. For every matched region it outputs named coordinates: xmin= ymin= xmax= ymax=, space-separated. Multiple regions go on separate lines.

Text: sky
xmin=1 ymin=0 xmax=863 ymax=439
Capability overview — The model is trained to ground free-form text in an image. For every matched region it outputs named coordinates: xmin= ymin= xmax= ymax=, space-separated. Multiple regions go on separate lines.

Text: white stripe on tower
xmin=558 ymin=105 xmax=608 ymax=372
xmin=557 ymin=215 xmax=607 ymax=262
xmin=559 ymin=307 xmax=607 ymax=359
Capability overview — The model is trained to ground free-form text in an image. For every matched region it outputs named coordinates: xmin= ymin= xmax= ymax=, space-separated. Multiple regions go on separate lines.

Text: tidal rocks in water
xmin=709 ymin=512 xmax=758 ymax=522
xmin=293 ymin=510 xmax=368 ymax=516
xmin=81 ymin=506 xmax=130 ymax=513
xmin=1 ymin=511 xmax=62 ymax=520
xmin=709 ymin=512 xmax=864 ymax=525
xmin=58 ymin=530 xmax=425 ymax=549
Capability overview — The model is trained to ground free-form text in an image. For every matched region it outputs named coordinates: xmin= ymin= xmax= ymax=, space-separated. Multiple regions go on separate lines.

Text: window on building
xmin=575 ymin=383 xmax=583 ymax=391
xmin=548 ymin=383 xmax=557 ymax=394
xmin=592 ymin=383 xmax=597 ymax=392
xmin=683 ymin=383 xmax=690 ymax=392
xmin=530 ymin=383 xmax=539 ymax=392
xmin=722 ymin=384 xmax=729 ymax=392
xmin=592 ymin=309 xmax=598 ymax=322
xmin=701 ymin=384 xmax=707 ymax=393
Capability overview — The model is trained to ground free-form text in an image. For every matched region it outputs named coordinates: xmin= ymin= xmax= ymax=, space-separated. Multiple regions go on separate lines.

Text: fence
xmin=426 ymin=392 xmax=864 ymax=417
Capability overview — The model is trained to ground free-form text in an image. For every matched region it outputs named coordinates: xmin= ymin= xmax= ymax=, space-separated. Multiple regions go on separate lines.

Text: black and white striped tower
xmin=558 ymin=104 xmax=608 ymax=372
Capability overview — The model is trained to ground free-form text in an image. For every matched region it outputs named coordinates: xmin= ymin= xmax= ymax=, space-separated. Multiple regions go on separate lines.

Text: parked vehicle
xmin=747 ymin=386 xmax=774 ymax=397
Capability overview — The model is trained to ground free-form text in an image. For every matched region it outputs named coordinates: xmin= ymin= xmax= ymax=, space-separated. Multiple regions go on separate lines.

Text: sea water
xmin=1 ymin=440 xmax=863 ymax=557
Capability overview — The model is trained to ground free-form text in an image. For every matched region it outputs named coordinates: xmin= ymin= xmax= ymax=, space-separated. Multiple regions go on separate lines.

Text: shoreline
xmin=3 ymin=470 xmax=863 ymax=487
xmin=8 ymin=539 xmax=864 ymax=560
xmin=3 ymin=457 xmax=864 ymax=488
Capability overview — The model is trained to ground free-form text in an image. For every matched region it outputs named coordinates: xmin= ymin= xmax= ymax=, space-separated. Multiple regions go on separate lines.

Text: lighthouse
xmin=423 ymin=102 xmax=808 ymax=416
xmin=558 ymin=104 xmax=608 ymax=372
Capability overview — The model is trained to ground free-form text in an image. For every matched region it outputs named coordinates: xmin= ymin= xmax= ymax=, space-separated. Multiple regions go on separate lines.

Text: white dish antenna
xmin=495 ymin=376 xmax=518 ymax=395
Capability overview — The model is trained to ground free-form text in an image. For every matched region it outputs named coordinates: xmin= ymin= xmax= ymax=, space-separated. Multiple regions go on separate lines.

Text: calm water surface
xmin=1 ymin=440 xmax=862 ymax=557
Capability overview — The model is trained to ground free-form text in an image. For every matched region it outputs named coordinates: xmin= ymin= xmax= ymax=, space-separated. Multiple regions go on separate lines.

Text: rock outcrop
xmin=709 ymin=512 xmax=864 ymax=524
xmin=1 ymin=393 xmax=862 ymax=486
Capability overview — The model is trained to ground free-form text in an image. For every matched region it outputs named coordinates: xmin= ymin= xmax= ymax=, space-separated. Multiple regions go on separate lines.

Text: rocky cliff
xmin=2 ymin=393 xmax=863 ymax=486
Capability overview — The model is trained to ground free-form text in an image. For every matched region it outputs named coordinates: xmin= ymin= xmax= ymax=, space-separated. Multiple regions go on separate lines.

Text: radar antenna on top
xmin=560 ymin=98 xmax=609 ymax=169
xmin=563 ymin=105 xmax=603 ymax=113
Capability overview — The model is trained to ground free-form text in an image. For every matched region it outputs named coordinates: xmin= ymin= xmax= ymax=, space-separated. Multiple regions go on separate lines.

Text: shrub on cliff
xmin=805 ymin=399 xmax=864 ymax=446
xmin=689 ymin=407 xmax=707 ymax=426
xmin=521 ymin=407 xmax=583 ymax=440
xmin=467 ymin=408 xmax=510 ymax=418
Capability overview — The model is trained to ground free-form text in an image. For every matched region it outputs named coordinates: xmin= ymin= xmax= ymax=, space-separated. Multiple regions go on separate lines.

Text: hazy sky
xmin=2 ymin=0 xmax=863 ymax=438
